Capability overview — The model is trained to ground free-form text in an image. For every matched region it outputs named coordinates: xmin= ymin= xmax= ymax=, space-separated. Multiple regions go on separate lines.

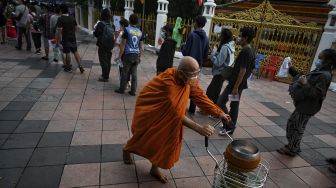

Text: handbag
xmin=220 ymin=46 xmax=235 ymax=79
xmin=220 ymin=65 xmax=233 ymax=80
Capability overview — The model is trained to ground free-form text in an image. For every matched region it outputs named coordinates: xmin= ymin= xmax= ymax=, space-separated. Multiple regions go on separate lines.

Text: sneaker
xmin=41 ymin=56 xmax=49 ymax=60
xmin=64 ymin=67 xmax=73 ymax=73
xmin=127 ymin=81 xmax=131 ymax=89
xmin=128 ymin=91 xmax=136 ymax=96
xmin=114 ymin=89 xmax=125 ymax=94
xmin=35 ymin=50 xmax=41 ymax=55
xmin=98 ymin=76 xmax=108 ymax=82
xmin=15 ymin=46 xmax=21 ymax=50
xmin=79 ymin=66 xmax=84 ymax=73
xmin=53 ymin=59 xmax=58 ymax=62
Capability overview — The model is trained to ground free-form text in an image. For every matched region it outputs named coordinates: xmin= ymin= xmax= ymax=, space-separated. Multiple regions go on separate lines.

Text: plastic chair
xmin=255 ymin=53 xmax=266 ymax=79
xmin=260 ymin=55 xmax=282 ymax=81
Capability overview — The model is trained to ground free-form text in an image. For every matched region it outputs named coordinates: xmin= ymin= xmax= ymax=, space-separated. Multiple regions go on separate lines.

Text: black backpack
xmin=31 ymin=13 xmax=41 ymax=32
xmin=101 ymin=21 xmax=115 ymax=50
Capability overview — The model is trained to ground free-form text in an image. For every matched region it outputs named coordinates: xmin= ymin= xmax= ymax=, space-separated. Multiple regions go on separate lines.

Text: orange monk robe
xmin=124 ymin=68 xmax=223 ymax=169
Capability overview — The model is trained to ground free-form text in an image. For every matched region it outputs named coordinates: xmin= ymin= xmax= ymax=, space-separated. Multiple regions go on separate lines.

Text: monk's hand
xmin=198 ymin=124 xmax=215 ymax=137
xmin=219 ymin=113 xmax=231 ymax=123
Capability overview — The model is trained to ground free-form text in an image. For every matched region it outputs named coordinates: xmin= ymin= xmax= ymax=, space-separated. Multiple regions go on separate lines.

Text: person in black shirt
xmin=156 ymin=24 xmax=177 ymax=75
xmin=94 ymin=8 xmax=112 ymax=82
xmin=56 ymin=4 xmax=84 ymax=73
xmin=217 ymin=27 xmax=256 ymax=135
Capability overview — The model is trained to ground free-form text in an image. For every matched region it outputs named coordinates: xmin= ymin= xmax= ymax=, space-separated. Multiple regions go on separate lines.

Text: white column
xmin=88 ymin=0 xmax=95 ymax=31
xmin=124 ymin=0 xmax=135 ymax=20
xmin=79 ymin=5 xmax=84 ymax=26
xmin=202 ymin=0 xmax=216 ymax=37
xmin=313 ymin=5 xmax=336 ymax=90
xmin=75 ymin=5 xmax=79 ymax=24
xmin=155 ymin=0 xmax=169 ymax=49
xmin=102 ymin=0 xmax=111 ymax=9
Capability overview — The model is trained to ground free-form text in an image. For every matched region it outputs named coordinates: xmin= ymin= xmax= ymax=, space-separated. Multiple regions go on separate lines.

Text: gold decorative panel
xmin=211 ymin=0 xmax=323 ymax=82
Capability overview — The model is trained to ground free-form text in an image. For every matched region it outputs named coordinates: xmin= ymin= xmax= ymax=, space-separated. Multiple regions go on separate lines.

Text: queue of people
xmin=1 ymin=0 xmax=83 ymax=73
xmin=2 ymin=1 xmax=336 ymax=181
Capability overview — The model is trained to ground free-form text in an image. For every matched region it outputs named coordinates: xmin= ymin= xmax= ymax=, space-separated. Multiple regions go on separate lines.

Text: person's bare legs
xmin=66 ymin=53 xmax=71 ymax=66
xmin=123 ymin=148 xmax=167 ymax=183
xmin=74 ymin=52 xmax=84 ymax=73
xmin=74 ymin=52 xmax=82 ymax=66
xmin=150 ymin=165 xmax=168 ymax=183
xmin=123 ymin=149 xmax=134 ymax=164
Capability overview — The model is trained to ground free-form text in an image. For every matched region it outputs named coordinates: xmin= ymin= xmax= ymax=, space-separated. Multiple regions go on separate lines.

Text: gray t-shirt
xmin=15 ymin=4 xmax=29 ymax=28
xmin=50 ymin=14 xmax=60 ymax=37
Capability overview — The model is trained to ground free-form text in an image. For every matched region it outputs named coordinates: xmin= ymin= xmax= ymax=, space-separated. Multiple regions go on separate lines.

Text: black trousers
xmin=31 ymin=32 xmax=42 ymax=50
xmin=217 ymin=83 xmax=243 ymax=128
xmin=16 ymin=27 xmax=31 ymax=50
xmin=98 ymin=47 xmax=112 ymax=79
xmin=206 ymin=74 xmax=226 ymax=104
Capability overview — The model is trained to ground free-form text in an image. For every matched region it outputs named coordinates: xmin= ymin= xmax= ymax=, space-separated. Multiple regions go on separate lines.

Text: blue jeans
xmin=217 ymin=83 xmax=243 ymax=129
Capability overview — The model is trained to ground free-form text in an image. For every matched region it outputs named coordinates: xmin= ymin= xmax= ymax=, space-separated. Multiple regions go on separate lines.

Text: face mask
xmin=160 ymin=31 xmax=166 ymax=39
xmin=236 ymin=37 xmax=241 ymax=44
xmin=315 ymin=59 xmax=322 ymax=68
xmin=186 ymin=76 xmax=199 ymax=86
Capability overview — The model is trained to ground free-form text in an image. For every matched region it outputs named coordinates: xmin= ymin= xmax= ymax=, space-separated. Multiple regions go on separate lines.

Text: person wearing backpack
xmin=94 ymin=8 xmax=114 ymax=82
xmin=114 ymin=14 xmax=143 ymax=96
xmin=206 ymin=28 xmax=235 ymax=104
xmin=276 ymin=48 xmax=336 ymax=157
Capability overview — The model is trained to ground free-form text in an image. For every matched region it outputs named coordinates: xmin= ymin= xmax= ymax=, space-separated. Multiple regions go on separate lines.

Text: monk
xmin=123 ymin=56 xmax=231 ymax=183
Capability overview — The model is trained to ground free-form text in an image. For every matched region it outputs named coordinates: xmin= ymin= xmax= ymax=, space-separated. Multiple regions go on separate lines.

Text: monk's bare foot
xmin=123 ymin=149 xmax=134 ymax=164
xmin=150 ymin=166 xmax=168 ymax=184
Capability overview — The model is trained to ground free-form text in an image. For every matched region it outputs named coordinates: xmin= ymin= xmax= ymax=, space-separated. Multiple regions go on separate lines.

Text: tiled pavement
xmin=0 ymin=35 xmax=336 ymax=188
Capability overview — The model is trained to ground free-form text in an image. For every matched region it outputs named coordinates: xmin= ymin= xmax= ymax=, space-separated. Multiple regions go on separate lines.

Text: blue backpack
xmin=101 ymin=21 xmax=115 ymax=50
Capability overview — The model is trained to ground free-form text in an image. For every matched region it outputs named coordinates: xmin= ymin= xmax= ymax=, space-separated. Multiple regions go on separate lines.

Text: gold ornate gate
xmin=209 ymin=1 xmax=323 ymax=80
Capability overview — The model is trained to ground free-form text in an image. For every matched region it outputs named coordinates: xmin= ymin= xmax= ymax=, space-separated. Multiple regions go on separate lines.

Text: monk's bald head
xmin=178 ymin=56 xmax=199 ymax=73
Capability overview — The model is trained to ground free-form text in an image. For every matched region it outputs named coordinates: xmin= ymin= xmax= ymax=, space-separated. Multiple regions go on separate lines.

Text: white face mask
xmin=315 ymin=59 xmax=322 ymax=68
xmin=236 ymin=37 xmax=241 ymax=44
xmin=160 ymin=31 xmax=166 ymax=39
